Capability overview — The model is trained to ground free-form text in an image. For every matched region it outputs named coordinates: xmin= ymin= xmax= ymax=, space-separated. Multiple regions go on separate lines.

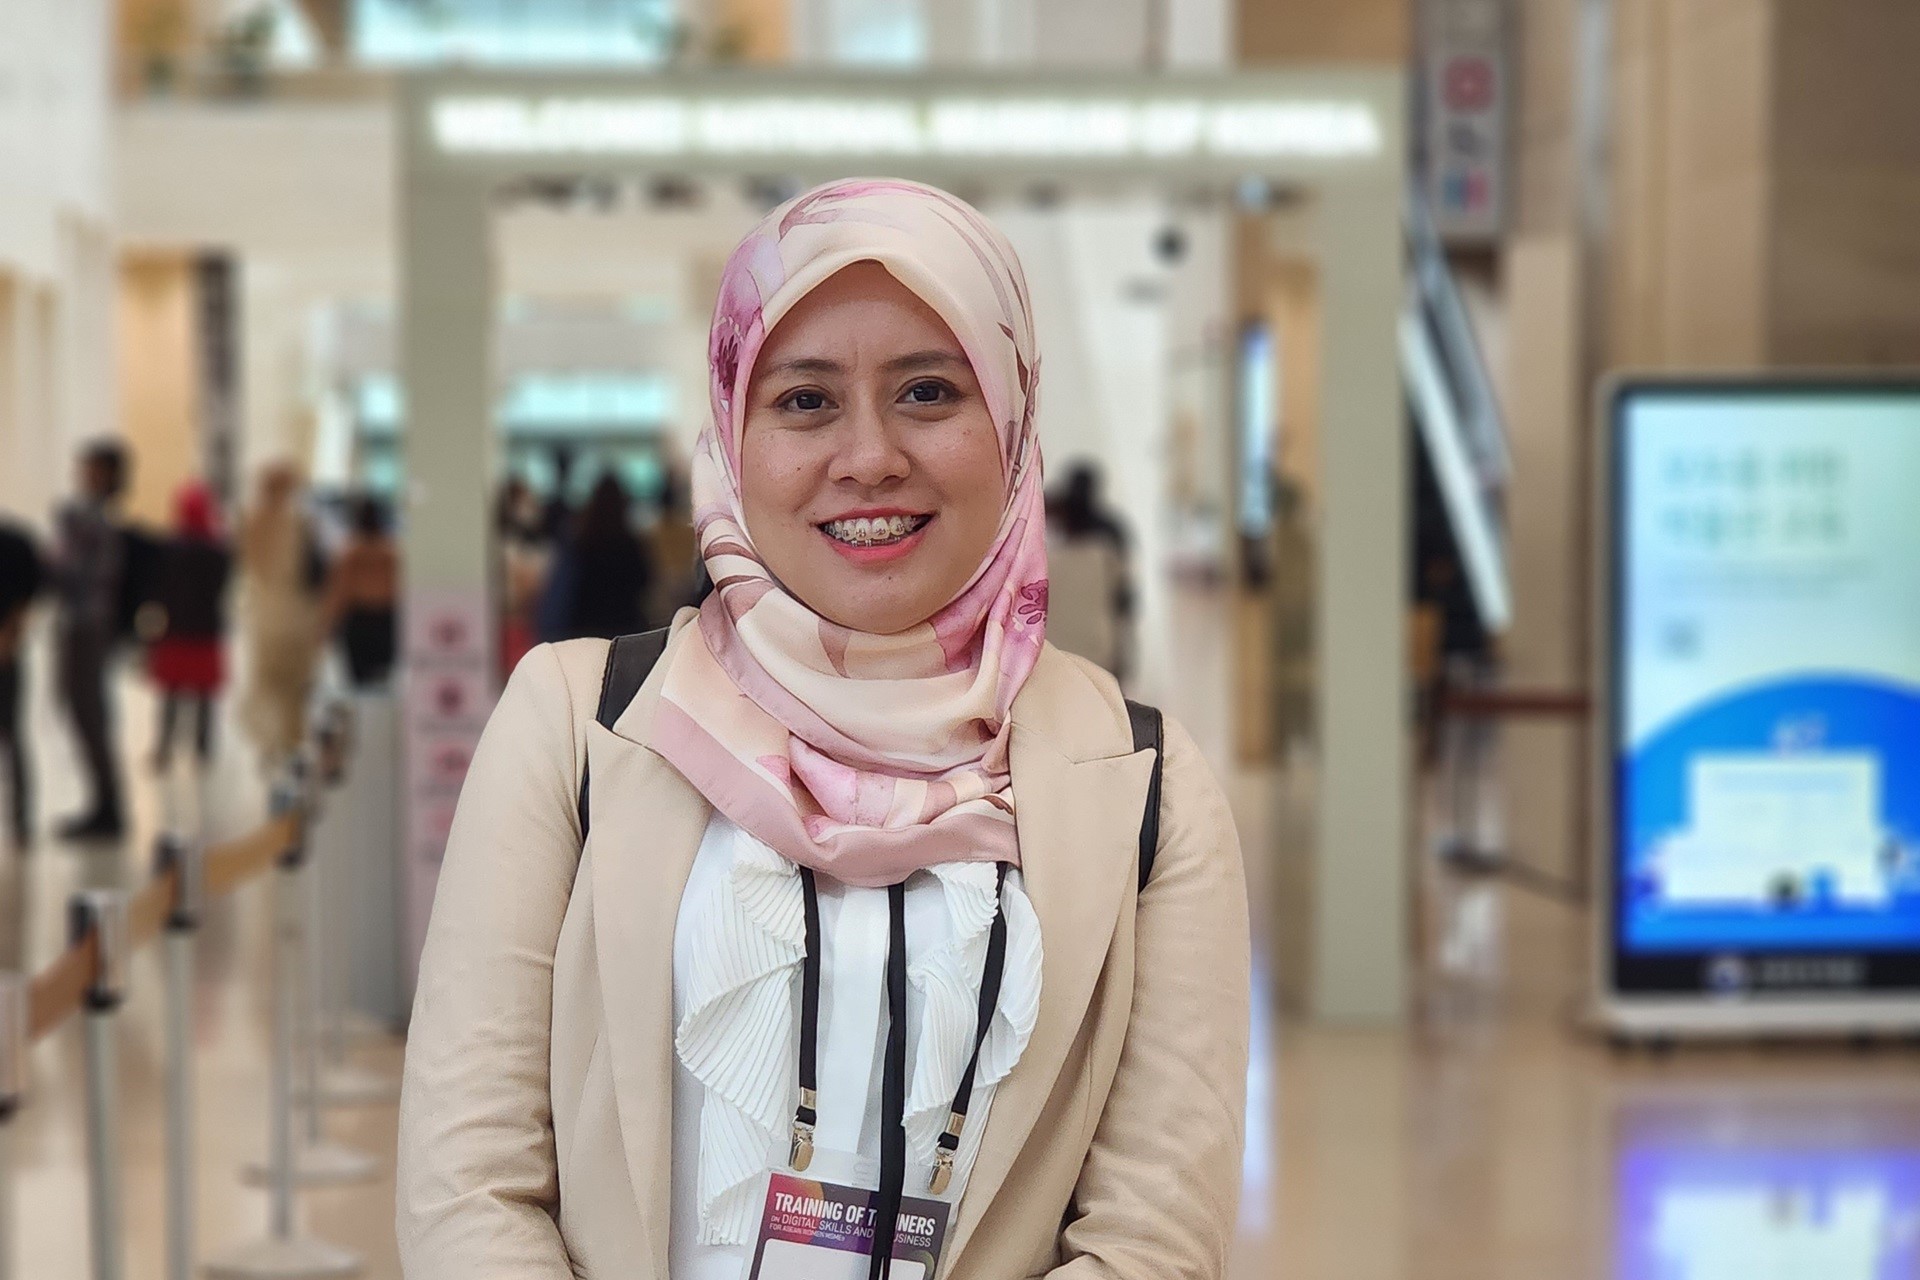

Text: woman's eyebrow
xmin=763 ymin=356 xmax=845 ymax=377
xmin=762 ymin=351 xmax=966 ymax=378
xmin=882 ymin=350 xmax=969 ymax=373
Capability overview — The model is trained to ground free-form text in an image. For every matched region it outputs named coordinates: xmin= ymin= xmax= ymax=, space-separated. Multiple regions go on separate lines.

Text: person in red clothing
xmin=146 ymin=482 xmax=232 ymax=771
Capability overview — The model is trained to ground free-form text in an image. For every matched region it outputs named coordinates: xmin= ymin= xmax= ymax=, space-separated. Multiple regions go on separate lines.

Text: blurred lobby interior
xmin=5 ymin=1 xmax=1920 ymax=1277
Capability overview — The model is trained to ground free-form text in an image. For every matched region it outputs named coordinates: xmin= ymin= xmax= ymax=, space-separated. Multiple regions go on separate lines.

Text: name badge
xmin=748 ymin=1170 xmax=951 ymax=1280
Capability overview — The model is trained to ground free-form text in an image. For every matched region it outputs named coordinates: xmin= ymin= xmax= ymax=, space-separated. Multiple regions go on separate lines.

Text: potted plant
xmin=133 ymin=1 xmax=187 ymax=96
xmin=213 ymin=4 xmax=278 ymax=97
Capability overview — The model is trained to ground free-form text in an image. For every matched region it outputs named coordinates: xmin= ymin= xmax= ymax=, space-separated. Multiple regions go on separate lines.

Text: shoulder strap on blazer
xmin=577 ymin=634 xmax=1168 ymax=895
xmin=1125 ymin=698 xmax=1165 ymax=892
xmin=576 ymin=627 xmax=672 ymax=841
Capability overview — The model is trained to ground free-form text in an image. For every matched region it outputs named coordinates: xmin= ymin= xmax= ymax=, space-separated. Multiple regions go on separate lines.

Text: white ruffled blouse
xmin=668 ymin=814 xmax=1044 ymax=1279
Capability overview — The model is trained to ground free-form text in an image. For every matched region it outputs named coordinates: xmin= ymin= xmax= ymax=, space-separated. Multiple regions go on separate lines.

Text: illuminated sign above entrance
xmin=430 ymin=92 xmax=1383 ymax=162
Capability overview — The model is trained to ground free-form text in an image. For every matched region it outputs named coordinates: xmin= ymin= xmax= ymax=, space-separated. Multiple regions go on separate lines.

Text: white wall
xmin=0 ymin=0 xmax=112 ymax=279
xmin=1166 ymin=0 xmax=1233 ymax=67
xmin=116 ymin=100 xmax=396 ymax=473
xmin=0 ymin=0 xmax=114 ymax=525
xmin=0 ymin=281 xmax=59 ymax=522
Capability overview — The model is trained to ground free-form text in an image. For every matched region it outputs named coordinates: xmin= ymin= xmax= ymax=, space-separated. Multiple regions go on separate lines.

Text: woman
xmin=398 ymin=179 xmax=1249 ymax=1280
xmin=496 ymin=475 xmax=549 ymax=679
xmin=1045 ymin=461 xmax=1135 ymax=685
xmin=238 ymin=461 xmax=324 ymax=766
xmin=649 ymin=451 xmax=700 ymax=621
xmin=145 ymin=481 xmax=231 ymax=770
xmin=324 ymin=493 xmax=401 ymax=689
xmin=540 ymin=471 xmax=654 ymax=641
xmin=0 ymin=519 xmax=42 ymax=848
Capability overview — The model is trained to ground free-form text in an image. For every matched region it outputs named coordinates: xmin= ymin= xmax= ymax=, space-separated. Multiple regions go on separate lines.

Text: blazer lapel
xmin=945 ymin=702 xmax=1155 ymax=1268
xmin=584 ymin=624 xmax=712 ymax=1278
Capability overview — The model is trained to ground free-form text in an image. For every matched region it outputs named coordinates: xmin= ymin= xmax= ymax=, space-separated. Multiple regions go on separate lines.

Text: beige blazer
xmin=397 ymin=616 xmax=1250 ymax=1279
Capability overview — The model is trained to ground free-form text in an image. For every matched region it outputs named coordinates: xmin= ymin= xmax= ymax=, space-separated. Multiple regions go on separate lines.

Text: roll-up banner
xmin=1600 ymin=378 xmax=1920 ymax=1035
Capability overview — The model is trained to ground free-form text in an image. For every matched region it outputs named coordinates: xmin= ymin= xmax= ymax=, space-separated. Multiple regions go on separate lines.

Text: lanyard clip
xmin=789 ymin=1120 xmax=815 ymax=1172
xmin=928 ymin=1147 xmax=955 ymax=1196
xmin=789 ymin=1088 xmax=818 ymax=1171
xmin=928 ymin=1109 xmax=966 ymax=1195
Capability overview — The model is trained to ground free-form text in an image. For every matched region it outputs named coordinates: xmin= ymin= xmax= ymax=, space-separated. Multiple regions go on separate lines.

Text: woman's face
xmin=740 ymin=262 xmax=1005 ymax=636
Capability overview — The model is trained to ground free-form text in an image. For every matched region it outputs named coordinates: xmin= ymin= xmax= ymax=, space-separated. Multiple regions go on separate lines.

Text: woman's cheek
xmin=750 ymin=437 xmax=812 ymax=521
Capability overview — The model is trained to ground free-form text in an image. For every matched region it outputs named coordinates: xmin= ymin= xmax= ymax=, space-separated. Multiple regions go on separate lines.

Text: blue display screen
xmin=1614 ymin=388 xmax=1920 ymax=956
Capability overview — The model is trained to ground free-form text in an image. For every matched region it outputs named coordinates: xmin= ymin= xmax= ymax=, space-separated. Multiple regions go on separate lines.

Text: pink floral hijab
xmin=649 ymin=178 xmax=1048 ymax=888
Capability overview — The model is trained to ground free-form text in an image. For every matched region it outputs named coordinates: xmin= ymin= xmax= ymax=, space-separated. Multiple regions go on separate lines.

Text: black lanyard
xmin=791 ymin=865 xmax=1010 ymax=1280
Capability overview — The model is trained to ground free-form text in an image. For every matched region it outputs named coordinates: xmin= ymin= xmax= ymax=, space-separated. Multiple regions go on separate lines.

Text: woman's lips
xmin=818 ymin=514 xmax=934 ymax=564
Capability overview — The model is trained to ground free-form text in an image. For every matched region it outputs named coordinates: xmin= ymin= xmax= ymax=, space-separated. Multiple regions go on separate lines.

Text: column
xmin=1312 ymin=171 xmax=1408 ymax=1023
xmin=396 ymin=167 xmax=495 ymax=995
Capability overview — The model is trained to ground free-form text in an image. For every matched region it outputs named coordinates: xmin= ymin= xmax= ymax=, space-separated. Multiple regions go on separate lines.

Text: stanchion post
xmin=157 ymin=833 xmax=204 ymax=1280
xmin=70 ymin=889 xmax=129 ymax=1280
xmin=244 ymin=740 xmax=376 ymax=1190
xmin=301 ymin=747 xmax=328 ymax=1142
xmin=316 ymin=704 xmax=349 ymax=1072
xmin=204 ymin=772 xmax=361 ymax=1279
xmin=269 ymin=846 xmax=300 ymax=1241
xmin=316 ymin=703 xmax=348 ymax=791
xmin=293 ymin=767 xmax=377 ymax=1183
xmin=0 ymin=972 xmax=26 ymax=1280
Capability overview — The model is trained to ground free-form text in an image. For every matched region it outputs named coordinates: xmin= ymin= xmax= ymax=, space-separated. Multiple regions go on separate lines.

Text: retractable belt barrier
xmin=0 ymin=698 xmax=374 ymax=1280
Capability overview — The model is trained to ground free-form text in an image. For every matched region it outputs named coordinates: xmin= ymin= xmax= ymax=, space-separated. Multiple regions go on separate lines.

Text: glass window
xmin=830 ymin=0 xmax=924 ymax=65
xmin=352 ymin=0 xmax=676 ymax=66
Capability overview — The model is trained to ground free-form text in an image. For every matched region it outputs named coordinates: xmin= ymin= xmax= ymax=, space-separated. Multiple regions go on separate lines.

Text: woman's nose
xmin=831 ymin=405 xmax=911 ymax=487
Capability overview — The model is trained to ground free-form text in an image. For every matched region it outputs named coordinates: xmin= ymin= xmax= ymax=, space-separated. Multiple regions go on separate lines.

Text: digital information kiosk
xmin=1600 ymin=379 xmax=1920 ymax=1035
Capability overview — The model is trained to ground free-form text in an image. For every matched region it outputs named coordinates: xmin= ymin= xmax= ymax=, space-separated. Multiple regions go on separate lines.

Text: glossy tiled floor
xmin=5 ymin=593 xmax=1920 ymax=1279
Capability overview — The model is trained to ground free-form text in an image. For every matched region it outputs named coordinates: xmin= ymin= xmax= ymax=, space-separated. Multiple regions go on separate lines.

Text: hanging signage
xmin=1422 ymin=5 xmax=1506 ymax=243
xmin=1602 ymin=379 xmax=1920 ymax=1033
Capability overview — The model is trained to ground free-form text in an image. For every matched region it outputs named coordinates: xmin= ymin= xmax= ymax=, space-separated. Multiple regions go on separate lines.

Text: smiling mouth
xmin=819 ymin=513 xmax=933 ymax=547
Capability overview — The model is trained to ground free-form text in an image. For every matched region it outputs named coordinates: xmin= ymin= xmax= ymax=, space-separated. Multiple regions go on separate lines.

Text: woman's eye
xmin=904 ymin=380 xmax=951 ymax=405
xmin=783 ymin=389 xmax=828 ymax=412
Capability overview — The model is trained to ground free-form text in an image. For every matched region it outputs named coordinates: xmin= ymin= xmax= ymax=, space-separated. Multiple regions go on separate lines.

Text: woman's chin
xmin=819 ymin=599 xmax=931 ymax=636
xmin=804 ymin=578 xmax=941 ymax=636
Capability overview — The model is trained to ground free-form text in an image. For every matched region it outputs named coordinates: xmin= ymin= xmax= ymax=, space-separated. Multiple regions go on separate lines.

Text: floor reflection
xmin=1613 ymin=1086 xmax=1920 ymax=1279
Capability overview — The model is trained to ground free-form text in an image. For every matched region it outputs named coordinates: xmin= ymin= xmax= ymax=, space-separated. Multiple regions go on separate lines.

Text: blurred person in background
xmin=0 ymin=518 xmax=43 ymax=849
xmin=538 ymin=471 xmax=654 ymax=642
xmin=651 ymin=451 xmax=700 ymax=618
xmin=324 ymin=493 xmax=401 ymax=690
xmin=541 ymin=444 xmax=577 ymax=541
xmin=144 ymin=481 xmax=231 ymax=773
xmin=52 ymin=439 xmax=132 ymax=840
xmin=497 ymin=474 xmax=546 ymax=546
xmin=495 ymin=475 xmax=549 ymax=679
xmin=1045 ymin=460 xmax=1136 ymax=685
xmin=239 ymin=461 xmax=325 ymax=768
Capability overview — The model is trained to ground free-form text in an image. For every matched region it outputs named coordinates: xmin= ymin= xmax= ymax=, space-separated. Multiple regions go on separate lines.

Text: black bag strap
xmin=576 ymin=631 xmax=1168 ymax=895
xmin=576 ymin=627 xmax=672 ymax=840
xmin=1125 ymin=698 xmax=1164 ymax=892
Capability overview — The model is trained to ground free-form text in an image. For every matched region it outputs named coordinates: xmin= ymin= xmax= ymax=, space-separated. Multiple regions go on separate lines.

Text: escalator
xmin=1401 ymin=195 xmax=1583 ymax=916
